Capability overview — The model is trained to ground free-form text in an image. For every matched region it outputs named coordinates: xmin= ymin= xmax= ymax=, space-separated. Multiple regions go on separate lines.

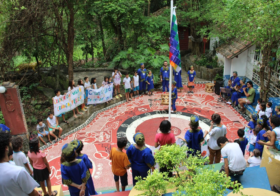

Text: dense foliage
xmin=135 ymin=145 xmax=244 ymax=196
xmin=0 ymin=0 xmax=280 ymax=99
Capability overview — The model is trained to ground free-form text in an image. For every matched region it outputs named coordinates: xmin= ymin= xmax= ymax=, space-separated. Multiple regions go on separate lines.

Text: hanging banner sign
xmin=53 ymin=86 xmax=84 ymax=116
xmin=87 ymin=83 xmax=113 ymax=104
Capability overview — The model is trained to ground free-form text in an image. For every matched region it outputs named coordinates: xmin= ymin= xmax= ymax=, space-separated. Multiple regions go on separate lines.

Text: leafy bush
xmin=154 ymin=144 xmax=189 ymax=176
xmin=135 ymin=145 xmax=244 ymax=196
xmin=195 ymin=55 xmax=219 ymax=68
xmin=135 ymin=170 xmax=170 ymax=196
xmin=214 ymin=74 xmax=223 ymax=81
xmin=0 ymin=110 xmax=5 ymax=124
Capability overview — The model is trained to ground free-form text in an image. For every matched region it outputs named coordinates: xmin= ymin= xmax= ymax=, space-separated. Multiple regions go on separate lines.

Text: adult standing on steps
xmin=137 ymin=63 xmax=147 ymax=95
xmin=160 ymin=61 xmax=170 ymax=92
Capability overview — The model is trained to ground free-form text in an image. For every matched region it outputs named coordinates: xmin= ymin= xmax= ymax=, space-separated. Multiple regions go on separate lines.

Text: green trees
xmin=207 ymin=0 xmax=280 ymax=100
xmin=0 ymin=0 xmax=171 ymax=82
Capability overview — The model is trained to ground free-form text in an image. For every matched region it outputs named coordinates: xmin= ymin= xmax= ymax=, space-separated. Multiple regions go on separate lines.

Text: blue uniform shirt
xmin=230 ymin=76 xmax=240 ymax=87
xmin=255 ymin=129 xmax=268 ymax=153
xmin=126 ymin=144 xmax=155 ymax=173
xmin=248 ymin=121 xmax=256 ymax=129
xmin=238 ymin=138 xmax=248 ymax=155
xmin=137 ymin=68 xmax=147 ymax=82
xmin=172 ymin=87 xmax=177 ymax=100
xmin=0 ymin=124 xmax=10 ymax=132
xmin=160 ymin=67 xmax=170 ymax=80
xmin=184 ymin=129 xmax=204 ymax=154
xmin=187 ymin=70 xmax=196 ymax=82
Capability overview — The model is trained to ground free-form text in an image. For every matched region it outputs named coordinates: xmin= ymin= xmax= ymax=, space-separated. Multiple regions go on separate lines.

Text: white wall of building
xmin=210 ymin=37 xmax=219 ymax=51
xmin=216 ymin=53 xmax=225 ymax=67
xmin=224 ymin=58 xmax=231 ymax=76
xmin=246 ymin=45 xmax=256 ymax=80
xmin=231 ymin=49 xmax=248 ymax=77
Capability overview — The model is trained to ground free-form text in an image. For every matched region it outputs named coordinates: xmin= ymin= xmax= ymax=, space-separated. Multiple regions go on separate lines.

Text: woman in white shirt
xmin=68 ymin=80 xmax=83 ymax=118
xmin=206 ymin=113 xmax=227 ymax=164
xmin=112 ymin=67 xmax=122 ymax=99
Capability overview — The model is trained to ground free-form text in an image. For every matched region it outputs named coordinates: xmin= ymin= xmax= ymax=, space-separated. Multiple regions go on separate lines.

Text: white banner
xmin=53 ymin=86 xmax=85 ymax=116
xmin=87 ymin=83 xmax=113 ymax=104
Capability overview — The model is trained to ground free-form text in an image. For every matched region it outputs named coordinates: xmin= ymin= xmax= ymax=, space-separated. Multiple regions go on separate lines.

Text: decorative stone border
xmin=40 ymin=100 xmax=127 ymax=150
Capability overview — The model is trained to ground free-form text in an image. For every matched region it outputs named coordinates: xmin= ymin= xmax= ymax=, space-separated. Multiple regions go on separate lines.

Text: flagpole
xmin=168 ymin=0 xmax=173 ymax=121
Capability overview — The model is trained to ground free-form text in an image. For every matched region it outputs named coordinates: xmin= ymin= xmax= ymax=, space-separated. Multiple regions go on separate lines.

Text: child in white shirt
xmin=249 ymin=127 xmax=259 ymax=156
xmin=266 ymin=102 xmax=272 ymax=118
xmin=84 ymin=77 xmax=91 ymax=107
xmin=102 ymin=76 xmax=110 ymax=103
xmin=258 ymin=103 xmax=266 ymax=119
xmin=133 ymin=71 xmax=139 ymax=96
xmin=123 ymin=73 xmax=131 ymax=102
xmin=247 ymin=149 xmax=261 ymax=167
xmin=255 ymin=98 xmax=262 ymax=114
xmin=12 ymin=136 xmax=33 ymax=175
xmin=102 ymin=76 xmax=109 ymax=86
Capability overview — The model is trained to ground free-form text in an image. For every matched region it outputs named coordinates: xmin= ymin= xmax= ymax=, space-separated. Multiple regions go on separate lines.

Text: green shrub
xmin=135 ymin=170 xmax=170 ymax=196
xmin=135 ymin=145 xmax=244 ymax=196
xmin=214 ymin=74 xmax=223 ymax=81
xmin=195 ymin=55 xmax=219 ymax=68
xmin=0 ymin=110 xmax=5 ymax=124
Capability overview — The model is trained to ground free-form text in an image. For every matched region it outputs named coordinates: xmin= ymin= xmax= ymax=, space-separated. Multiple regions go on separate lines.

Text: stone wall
xmin=181 ymin=54 xmax=223 ymax=81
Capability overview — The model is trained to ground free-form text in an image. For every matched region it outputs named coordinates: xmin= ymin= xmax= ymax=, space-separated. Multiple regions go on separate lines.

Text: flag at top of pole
xmin=169 ymin=9 xmax=181 ymax=72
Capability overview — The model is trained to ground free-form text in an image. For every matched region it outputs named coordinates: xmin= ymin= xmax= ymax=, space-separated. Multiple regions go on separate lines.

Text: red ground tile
xmin=45 ymin=84 xmax=247 ymax=191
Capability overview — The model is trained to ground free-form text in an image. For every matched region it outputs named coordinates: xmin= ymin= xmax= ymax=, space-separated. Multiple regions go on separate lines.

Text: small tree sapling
xmin=134 ymin=170 xmax=170 ymax=196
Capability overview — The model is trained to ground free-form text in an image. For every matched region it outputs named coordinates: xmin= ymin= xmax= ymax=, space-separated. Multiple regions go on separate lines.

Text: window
xmin=254 ymin=46 xmax=261 ymax=61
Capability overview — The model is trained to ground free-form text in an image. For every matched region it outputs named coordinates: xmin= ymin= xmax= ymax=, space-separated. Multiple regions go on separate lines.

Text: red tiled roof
xmin=216 ymin=39 xmax=253 ymax=59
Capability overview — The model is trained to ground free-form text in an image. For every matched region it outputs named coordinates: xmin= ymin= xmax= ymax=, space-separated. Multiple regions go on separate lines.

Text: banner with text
xmin=88 ymin=83 xmax=113 ymax=104
xmin=53 ymin=86 xmax=84 ymax=116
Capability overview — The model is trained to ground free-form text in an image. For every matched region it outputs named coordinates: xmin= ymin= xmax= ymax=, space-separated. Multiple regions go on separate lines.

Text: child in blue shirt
xmin=126 ymin=133 xmax=155 ymax=186
xmin=255 ymin=118 xmax=269 ymax=156
xmin=187 ymin=66 xmax=196 ymax=93
xmin=71 ymin=140 xmax=98 ymax=195
xmin=178 ymin=115 xmax=208 ymax=156
xmin=247 ymin=113 xmax=257 ymax=130
xmin=258 ymin=116 xmax=280 ymax=151
xmin=171 ymin=81 xmax=177 ymax=112
xmin=61 ymin=143 xmax=90 ymax=196
xmin=146 ymin=70 xmax=154 ymax=96
xmin=234 ymin=129 xmax=248 ymax=155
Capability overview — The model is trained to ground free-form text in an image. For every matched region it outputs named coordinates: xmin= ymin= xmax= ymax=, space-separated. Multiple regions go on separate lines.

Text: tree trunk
xmin=190 ymin=27 xmax=201 ymax=55
xmin=116 ymin=19 xmax=124 ymax=50
xmin=259 ymin=41 xmax=277 ymax=101
xmin=66 ymin=2 xmax=75 ymax=81
xmin=148 ymin=0 xmax=150 ymax=16
xmin=90 ymin=40 xmax=94 ymax=66
xmin=97 ymin=16 xmax=106 ymax=58
xmin=56 ymin=46 xmax=61 ymax=89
